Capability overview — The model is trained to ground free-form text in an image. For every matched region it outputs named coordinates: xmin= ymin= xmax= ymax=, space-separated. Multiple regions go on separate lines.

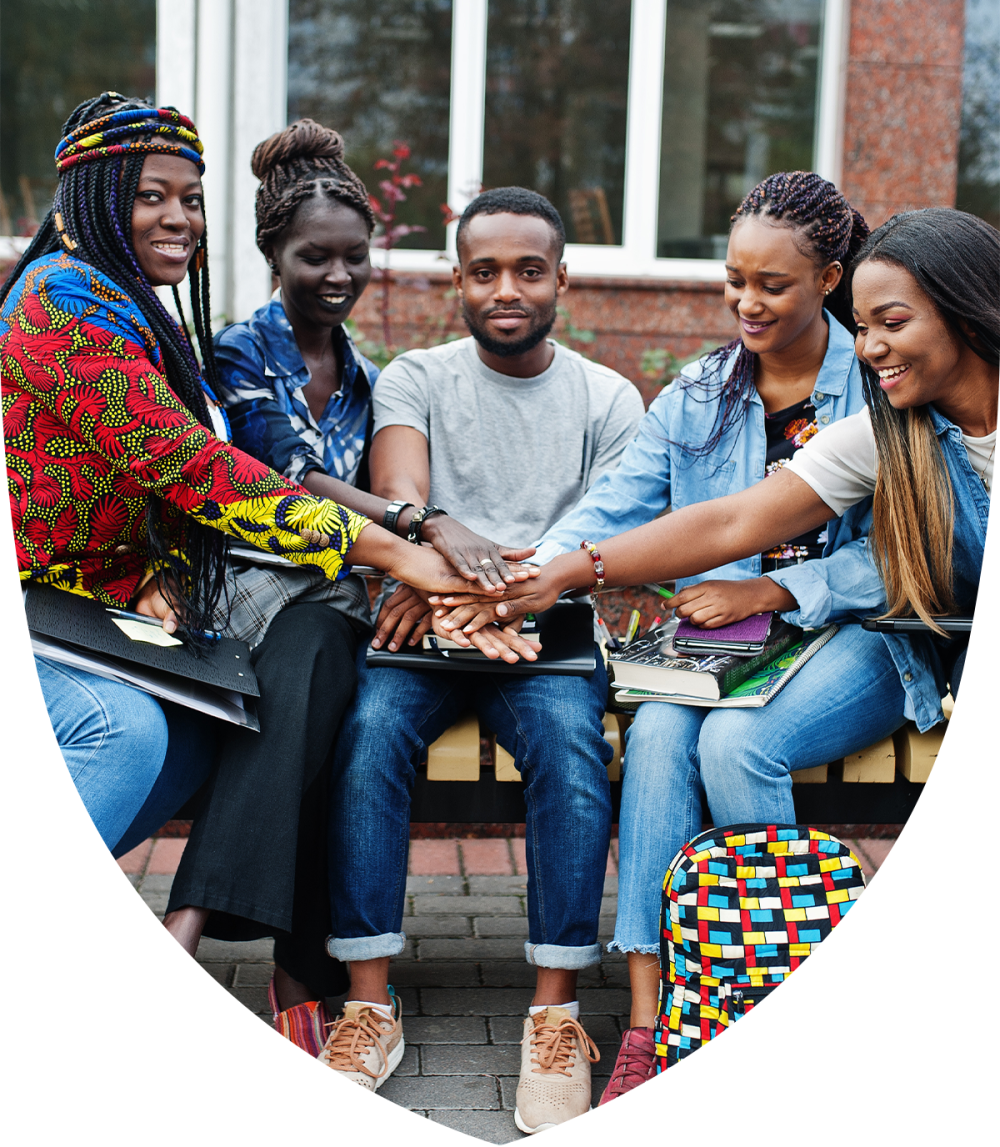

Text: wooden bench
xmin=409 ymin=702 xmax=951 ymax=825
xmin=353 ymin=574 xmax=947 ymax=827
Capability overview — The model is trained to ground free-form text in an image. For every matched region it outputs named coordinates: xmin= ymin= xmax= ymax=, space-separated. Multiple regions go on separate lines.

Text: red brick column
xmin=841 ymin=0 xmax=966 ymax=227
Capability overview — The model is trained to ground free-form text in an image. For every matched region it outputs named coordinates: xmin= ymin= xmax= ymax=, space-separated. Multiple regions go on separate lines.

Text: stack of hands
xmin=383 ymin=516 xmax=791 ymax=664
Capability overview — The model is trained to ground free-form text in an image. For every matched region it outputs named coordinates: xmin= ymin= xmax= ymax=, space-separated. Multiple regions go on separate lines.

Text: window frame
xmin=154 ymin=0 xmax=850 ymax=322
xmin=380 ymin=0 xmax=849 ymax=281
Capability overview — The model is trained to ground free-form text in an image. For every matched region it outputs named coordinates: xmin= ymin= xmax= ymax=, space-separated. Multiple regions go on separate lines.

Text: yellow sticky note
xmin=111 ymin=618 xmax=183 ymax=647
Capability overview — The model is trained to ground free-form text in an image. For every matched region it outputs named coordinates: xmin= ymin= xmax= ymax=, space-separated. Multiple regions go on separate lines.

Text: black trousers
xmin=167 ymin=601 xmax=360 ymax=997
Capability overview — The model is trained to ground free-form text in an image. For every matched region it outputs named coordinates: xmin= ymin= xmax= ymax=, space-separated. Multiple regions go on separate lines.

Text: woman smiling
xmin=433 ymin=202 xmax=997 ymax=1101
xmin=2 ymin=93 xmax=505 ymax=1050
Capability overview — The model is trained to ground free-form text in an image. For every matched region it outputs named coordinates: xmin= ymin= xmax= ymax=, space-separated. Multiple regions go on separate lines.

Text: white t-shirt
xmin=786 ymin=406 xmax=995 ymax=516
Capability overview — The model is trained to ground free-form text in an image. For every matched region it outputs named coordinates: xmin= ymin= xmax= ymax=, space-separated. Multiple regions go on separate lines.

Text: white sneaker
xmin=317 ymin=995 xmax=404 ymax=1091
xmin=514 ymin=1007 xmax=600 ymax=1133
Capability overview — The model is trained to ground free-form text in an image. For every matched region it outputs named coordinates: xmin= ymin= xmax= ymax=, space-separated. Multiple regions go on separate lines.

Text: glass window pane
xmin=483 ymin=0 xmax=632 ymax=246
xmin=956 ymin=0 xmax=1000 ymax=228
xmin=0 ymin=0 xmax=156 ymax=236
xmin=287 ymin=1 xmax=453 ymax=250
xmin=657 ymin=0 xmax=823 ymax=260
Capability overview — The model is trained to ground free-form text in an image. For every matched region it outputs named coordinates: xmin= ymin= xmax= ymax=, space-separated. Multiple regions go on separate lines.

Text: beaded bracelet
xmin=580 ymin=540 xmax=605 ymax=593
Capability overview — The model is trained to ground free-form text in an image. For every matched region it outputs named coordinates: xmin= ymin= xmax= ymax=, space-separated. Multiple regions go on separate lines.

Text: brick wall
xmin=841 ymin=0 xmax=966 ymax=228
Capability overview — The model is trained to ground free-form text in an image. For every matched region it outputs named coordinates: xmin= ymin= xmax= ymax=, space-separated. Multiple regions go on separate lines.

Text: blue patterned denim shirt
xmin=533 ymin=312 xmax=882 ymax=630
xmin=214 ymin=295 xmax=379 ymax=487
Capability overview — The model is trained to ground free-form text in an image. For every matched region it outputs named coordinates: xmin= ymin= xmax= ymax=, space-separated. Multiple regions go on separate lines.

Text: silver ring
xmin=481 ymin=559 xmax=497 ymax=568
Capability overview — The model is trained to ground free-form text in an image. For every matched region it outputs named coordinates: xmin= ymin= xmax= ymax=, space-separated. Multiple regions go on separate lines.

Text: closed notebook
xmin=673 ymin=612 xmax=775 ymax=655
xmin=24 ymin=584 xmax=260 ymax=729
xmin=368 ymin=600 xmax=596 ymax=677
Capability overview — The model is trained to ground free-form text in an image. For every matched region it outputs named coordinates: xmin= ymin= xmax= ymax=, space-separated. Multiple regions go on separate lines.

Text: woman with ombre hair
xmin=432 ymin=203 xmax=997 ymax=1101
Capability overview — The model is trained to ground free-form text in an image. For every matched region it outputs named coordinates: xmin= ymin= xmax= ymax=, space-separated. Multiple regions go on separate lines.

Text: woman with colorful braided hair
xmin=430 ymin=171 xmax=891 ymax=1097
xmin=1 ymin=92 xmax=516 ymax=1050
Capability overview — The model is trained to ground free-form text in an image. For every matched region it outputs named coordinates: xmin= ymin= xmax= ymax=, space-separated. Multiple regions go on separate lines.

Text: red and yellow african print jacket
xmin=1 ymin=253 xmax=368 ymax=606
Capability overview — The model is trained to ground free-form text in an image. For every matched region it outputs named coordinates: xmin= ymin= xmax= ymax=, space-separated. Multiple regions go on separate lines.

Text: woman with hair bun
xmin=217 ymin=118 xmax=535 ymax=603
xmin=211 ymin=119 xmax=541 ymax=1051
xmin=438 ymin=171 xmax=884 ymax=1099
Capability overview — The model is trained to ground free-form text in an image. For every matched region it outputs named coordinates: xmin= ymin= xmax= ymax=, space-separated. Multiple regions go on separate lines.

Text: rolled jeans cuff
xmin=326 ymin=931 xmax=406 ymax=962
xmin=525 ymin=941 xmax=603 ymax=969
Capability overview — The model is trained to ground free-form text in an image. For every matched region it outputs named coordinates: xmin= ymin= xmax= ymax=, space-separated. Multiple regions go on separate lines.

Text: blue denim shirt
xmin=533 ymin=312 xmax=882 ymax=627
xmin=214 ymin=296 xmax=379 ymax=486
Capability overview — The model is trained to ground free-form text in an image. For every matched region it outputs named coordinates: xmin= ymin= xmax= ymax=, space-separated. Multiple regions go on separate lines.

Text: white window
xmin=156 ymin=0 xmax=850 ymax=319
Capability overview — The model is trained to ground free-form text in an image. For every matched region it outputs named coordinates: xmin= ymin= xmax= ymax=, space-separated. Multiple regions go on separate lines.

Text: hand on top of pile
xmin=418 ymin=513 xmax=538 ymax=593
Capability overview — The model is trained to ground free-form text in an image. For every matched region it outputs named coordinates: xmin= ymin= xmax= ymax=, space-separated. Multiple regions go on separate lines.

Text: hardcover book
xmin=613 ymin=625 xmax=838 ymax=709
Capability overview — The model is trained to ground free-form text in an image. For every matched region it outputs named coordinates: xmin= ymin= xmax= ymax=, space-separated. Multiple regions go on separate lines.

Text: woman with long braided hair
xmin=2 ymin=93 xmax=516 ymax=1042
xmin=433 ymin=171 xmax=883 ymax=1097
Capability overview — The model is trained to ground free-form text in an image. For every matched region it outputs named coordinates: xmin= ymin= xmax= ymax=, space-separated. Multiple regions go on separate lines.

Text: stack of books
xmin=609 ymin=615 xmax=838 ymax=709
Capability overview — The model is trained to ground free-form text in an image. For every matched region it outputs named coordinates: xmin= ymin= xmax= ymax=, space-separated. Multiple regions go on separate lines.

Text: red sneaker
xmin=267 ymin=975 xmax=333 ymax=1058
xmin=598 ymin=1026 xmax=657 ymax=1105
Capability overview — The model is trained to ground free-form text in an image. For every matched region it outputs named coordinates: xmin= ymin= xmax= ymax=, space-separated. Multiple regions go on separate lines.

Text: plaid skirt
xmin=220 ymin=560 xmax=372 ymax=648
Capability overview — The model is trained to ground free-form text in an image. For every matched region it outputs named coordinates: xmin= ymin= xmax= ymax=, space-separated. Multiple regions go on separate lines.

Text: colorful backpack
xmin=654 ymin=824 xmax=866 ymax=1071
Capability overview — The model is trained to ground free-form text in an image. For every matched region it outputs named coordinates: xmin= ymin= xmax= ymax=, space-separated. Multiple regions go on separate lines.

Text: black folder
xmin=366 ymin=600 xmax=596 ymax=677
xmin=25 ymin=585 xmax=260 ymax=729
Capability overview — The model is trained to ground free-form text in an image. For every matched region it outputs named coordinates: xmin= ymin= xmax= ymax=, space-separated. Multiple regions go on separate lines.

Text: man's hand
xmin=371 ymin=584 xmax=434 ymax=651
xmin=132 ymin=575 xmax=184 ymax=634
xmin=670 ymin=577 xmax=798 ymax=628
xmin=429 ymin=611 xmax=542 ymax=665
xmin=420 ymin=515 xmax=537 ymax=591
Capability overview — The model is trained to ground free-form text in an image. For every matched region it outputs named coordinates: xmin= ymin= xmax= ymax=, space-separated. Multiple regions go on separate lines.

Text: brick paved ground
xmin=119 ymin=835 xmax=894 ymax=1143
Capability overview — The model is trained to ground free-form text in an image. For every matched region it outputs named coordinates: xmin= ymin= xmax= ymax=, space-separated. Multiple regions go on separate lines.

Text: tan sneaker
xmin=514 ymin=1007 xmax=600 ymax=1134
xmin=317 ymin=996 xmax=404 ymax=1091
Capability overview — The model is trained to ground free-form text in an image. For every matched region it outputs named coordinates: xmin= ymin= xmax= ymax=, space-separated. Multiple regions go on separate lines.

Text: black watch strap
xmin=382 ymin=500 xmax=413 ymax=536
xmin=407 ymin=505 xmax=448 ymax=545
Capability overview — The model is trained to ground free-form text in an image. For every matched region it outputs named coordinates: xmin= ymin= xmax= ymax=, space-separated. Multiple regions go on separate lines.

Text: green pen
xmin=645 ymin=583 xmax=675 ymax=600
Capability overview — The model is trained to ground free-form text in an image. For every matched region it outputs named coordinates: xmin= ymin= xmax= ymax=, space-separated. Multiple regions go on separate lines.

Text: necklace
xmin=982 ymin=437 xmax=996 ymax=494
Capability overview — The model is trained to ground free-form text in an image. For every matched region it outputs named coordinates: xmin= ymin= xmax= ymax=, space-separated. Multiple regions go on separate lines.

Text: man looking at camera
xmin=319 ymin=187 xmax=644 ymax=1131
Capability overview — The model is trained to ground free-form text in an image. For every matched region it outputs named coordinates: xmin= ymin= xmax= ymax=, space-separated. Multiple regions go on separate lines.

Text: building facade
xmin=1 ymin=0 xmax=996 ymax=405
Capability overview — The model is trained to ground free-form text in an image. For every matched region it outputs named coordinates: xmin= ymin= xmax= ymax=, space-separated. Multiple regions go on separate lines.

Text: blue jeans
xmin=612 ymin=624 xmax=909 ymax=954
xmin=328 ymin=648 xmax=613 ymax=969
xmin=36 ymin=658 xmax=216 ymax=857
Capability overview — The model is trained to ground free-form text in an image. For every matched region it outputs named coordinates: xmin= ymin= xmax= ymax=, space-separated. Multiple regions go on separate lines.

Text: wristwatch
xmin=382 ymin=500 xmax=413 ymax=536
xmin=407 ymin=505 xmax=448 ymax=545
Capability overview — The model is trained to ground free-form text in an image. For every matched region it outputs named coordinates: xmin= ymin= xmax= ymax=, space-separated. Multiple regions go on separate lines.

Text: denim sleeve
xmin=215 ymin=329 xmax=324 ymax=480
xmin=533 ymin=395 xmax=673 ymax=564
xmin=765 ymin=537 xmax=886 ymax=628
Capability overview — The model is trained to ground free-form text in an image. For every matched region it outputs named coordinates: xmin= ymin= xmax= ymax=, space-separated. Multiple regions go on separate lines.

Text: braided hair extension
xmin=251 ymin=119 xmax=374 ymax=255
xmin=0 ymin=92 xmax=227 ymax=635
xmin=681 ymin=171 xmax=870 ymax=464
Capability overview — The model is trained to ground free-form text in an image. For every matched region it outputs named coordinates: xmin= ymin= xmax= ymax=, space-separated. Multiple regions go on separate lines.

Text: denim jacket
xmin=870 ymin=405 xmax=989 ymax=731
xmin=533 ymin=312 xmax=882 ymax=627
xmin=214 ymin=296 xmax=379 ymax=487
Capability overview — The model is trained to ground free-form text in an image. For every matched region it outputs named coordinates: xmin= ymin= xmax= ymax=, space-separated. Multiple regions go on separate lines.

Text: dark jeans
xmin=167 ymin=601 xmax=361 ymax=997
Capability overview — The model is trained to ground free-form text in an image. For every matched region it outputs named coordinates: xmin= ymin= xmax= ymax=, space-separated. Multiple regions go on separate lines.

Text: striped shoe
xmin=267 ymin=975 xmax=333 ymax=1058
